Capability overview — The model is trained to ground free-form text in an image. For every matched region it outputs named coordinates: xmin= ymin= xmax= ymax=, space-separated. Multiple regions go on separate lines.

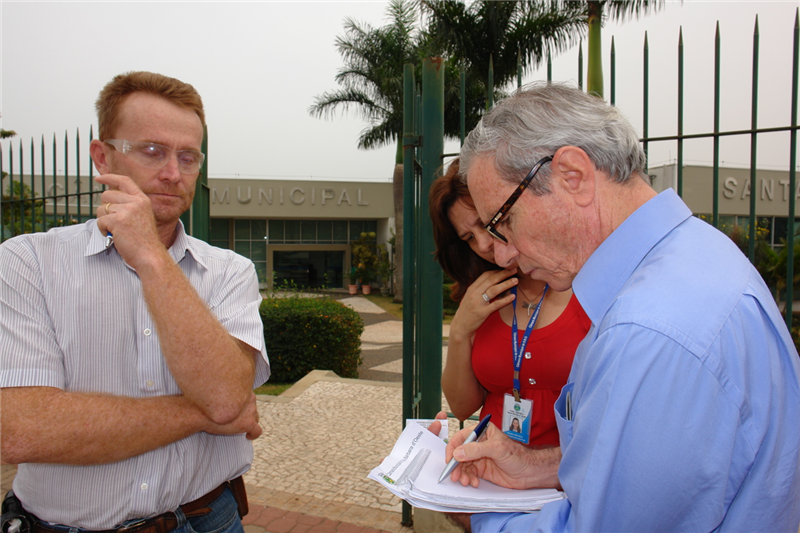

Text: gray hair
xmin=460 ymin=82 xmax=647 ymax=195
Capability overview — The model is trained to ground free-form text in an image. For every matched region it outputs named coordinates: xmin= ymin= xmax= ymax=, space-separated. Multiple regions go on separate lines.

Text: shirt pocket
xmin=554 ymin=382 xmax=574 ymax=447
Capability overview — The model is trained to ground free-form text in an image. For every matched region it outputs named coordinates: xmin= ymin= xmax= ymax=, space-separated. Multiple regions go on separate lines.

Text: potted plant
xmin=347 ymin=266 xmax=359 ymax=295
xmin=351 ymin=232 xmax=378 ymax=295
xmin=360 ymin=265 xmax=374 ymax=295
xmin=376 ymin=243 xmax=394 ymax=296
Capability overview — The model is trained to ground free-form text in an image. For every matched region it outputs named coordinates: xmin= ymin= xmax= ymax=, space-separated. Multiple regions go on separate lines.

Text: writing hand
xmin=445 ymin=421 xmax=562 ymax=490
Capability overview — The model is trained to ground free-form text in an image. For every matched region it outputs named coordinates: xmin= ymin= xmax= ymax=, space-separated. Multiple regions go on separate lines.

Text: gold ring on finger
xmin=105 ymin=203 xmax=113 ymax=215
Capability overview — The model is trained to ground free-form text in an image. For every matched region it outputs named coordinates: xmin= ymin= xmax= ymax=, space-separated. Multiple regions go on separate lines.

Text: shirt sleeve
xmin=0 ymin=238 xmax=66 ymax=389
xmin=471 ymin=512 xmax=534 ymax=533
xmin=204 ymin=254 xmax=270 ymax=386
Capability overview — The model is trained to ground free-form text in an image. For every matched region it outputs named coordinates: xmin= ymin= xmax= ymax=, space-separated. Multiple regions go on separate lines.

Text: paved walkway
xmin=1 ymin=295 xmax=453 ymax=533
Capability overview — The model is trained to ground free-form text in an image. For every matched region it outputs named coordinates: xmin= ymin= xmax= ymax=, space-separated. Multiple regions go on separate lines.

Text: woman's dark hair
xmin=429 ymin=158 xmax=499 ymax=301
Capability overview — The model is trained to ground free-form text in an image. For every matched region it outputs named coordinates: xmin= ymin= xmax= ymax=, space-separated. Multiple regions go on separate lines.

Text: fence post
xmin=785 ymin=10 xmax=799 ymax=326
xmin=748 ymin=18 xmax=760 ymax=262
xmin=401 ymin=62 xmax=417 ymax=528
xmin=417 ymin=57 xmax=444 ymax=420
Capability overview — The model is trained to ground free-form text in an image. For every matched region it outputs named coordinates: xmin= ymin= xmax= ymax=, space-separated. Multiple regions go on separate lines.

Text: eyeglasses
xmin=484 ymin=155 xmax=553 ymax=243
xmin=104 ymin=139 xmax=205 ymax=175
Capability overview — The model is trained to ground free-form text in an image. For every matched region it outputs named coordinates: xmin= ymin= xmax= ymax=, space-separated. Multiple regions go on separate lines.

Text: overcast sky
xmin=2 ymin=1 xmax=798 ymax=183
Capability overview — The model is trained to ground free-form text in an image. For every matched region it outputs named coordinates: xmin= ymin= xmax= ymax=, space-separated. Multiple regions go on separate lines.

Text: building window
xmin=210 ymin=218 xmax=230 ymax=250
xmin=210 ymin=218 xmax=379 ymax=286
xmin=231 ymin=219 xmax=267 ymax=283
xmin=265 ymin=220 xmax=377 ymax=244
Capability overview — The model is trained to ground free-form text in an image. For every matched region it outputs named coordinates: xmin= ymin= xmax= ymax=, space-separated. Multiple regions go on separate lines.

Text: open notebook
xmin=368 ymin=421 xmax=565 ymax=513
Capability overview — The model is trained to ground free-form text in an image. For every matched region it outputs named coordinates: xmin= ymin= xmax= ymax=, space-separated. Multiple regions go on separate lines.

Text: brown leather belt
xmin=31 ymin=477 xmax=242 ymax=533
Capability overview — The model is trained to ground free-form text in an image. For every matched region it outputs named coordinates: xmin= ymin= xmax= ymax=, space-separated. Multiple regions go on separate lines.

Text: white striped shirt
xmin=0 ymin=219 xmax=269 ymax=528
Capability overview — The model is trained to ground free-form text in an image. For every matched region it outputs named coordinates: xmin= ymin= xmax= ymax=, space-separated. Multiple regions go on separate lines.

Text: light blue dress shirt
xmin=0 ymin=220 xmax=270 ymax=529
xmin=472 ymin=189 xmax=800 ymax=532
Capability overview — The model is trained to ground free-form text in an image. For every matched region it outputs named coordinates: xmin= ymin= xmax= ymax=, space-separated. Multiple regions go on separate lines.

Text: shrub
xmin=443 ymin=283 xmax=460 ymax=315
xmin=791 ymin=313 xmax=800 ymax=356
xmin=260 ymin=297 xmax=364 ymax=382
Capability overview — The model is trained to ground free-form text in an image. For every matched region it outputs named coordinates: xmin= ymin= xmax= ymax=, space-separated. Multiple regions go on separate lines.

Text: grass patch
xmin=364 ymin=293 xmax=403 ymax=319
xmin=365 ymin=292 xmax=457 ymax=325
xmin=254 ymin=382 xmax=293 ymax=396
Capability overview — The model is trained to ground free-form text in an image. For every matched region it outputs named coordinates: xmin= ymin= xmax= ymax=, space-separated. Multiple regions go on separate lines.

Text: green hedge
xmin=443 ymin=283 xmax=460 ymax=314
xmin=260 ymin=297 xmax=364 ymax=382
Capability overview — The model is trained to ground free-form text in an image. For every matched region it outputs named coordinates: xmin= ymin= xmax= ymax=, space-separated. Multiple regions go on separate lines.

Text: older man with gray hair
xmin=442 ymin=83 xmax=800 ymax=532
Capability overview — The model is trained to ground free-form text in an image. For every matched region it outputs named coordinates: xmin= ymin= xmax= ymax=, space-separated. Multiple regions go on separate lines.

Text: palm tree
xmin=310 ymin=0 xmax=421 ymax=300
xmin=568 ymin=0 xmax=665 ymax=98
xmin=311 ymin=0 xmax=484 ymax=301
xmin=420 ymin=0 xmax=586 ymax=106
xmin=310 ymin=0 xmax=418 ymax=157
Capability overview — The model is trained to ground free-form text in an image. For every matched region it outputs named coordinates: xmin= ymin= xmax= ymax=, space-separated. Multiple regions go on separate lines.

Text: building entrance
xmin=273 ymin=250 xmax=344 ymax=288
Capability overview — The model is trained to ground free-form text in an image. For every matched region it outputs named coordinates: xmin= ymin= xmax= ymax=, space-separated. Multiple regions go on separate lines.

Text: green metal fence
xmin=0 ymin=128 xmax=211 ymax=243
xmin=401 ymin=59 xmax=445 ymax=526
xmin=631 ymin=15 xmax=800 ymax=324
xmin=401 ymin=10 xmax=799 ymax=525
xmin=1 ymin=129 xmax=100 ymax=239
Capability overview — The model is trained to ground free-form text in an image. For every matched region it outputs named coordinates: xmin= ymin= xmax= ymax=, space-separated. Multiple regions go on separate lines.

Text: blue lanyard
xmin=511 ymin=284 xmax=548 ymax=402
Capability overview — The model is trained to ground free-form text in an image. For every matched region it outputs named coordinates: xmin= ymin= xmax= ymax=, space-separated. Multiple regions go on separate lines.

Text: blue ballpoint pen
xmin=104 ymin=232 xmax=113 ymax=249
xmin=437 ymin=414 xmax=491 ymax=484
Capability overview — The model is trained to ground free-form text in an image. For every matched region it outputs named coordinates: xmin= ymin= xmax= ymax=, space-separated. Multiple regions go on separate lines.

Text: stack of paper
xmin=368 ymin=421 xmax=565 ymax=514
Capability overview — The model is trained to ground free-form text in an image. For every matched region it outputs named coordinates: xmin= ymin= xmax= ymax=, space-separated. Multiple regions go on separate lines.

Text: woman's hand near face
xmin=449 ymin=269 xmax=518 ymax=343
xmin=443 ymin=269 xmax=518 ymax=421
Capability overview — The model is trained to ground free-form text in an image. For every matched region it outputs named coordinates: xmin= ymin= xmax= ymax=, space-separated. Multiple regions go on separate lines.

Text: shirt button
xmin=140 ymin=483 xmax=148 ymax=491
xmin=524 ymin=352 xmax=532 ymax=360
xmin=146 ymin=380 xmax=154 ymax=388
xmin=143 ymin=328 xmax=152 ymax=336
xmin=529 ymin=378 xmax=537 ymax=385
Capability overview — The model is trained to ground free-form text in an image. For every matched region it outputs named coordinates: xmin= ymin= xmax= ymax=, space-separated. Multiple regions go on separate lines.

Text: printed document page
xmin=368 ymin=421 xmax=564 ymax=513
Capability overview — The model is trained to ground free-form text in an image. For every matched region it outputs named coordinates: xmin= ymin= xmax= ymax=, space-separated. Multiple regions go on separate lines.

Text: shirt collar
xmin=572 ymin=188 xmax=692 ymax=325
xmin=85 ymin=219 xmax=110 ymax=257
xmin=84 ymin=218 xmax=208 ymax=271
xmin=170 ymin=220 xmax=208 ymax=270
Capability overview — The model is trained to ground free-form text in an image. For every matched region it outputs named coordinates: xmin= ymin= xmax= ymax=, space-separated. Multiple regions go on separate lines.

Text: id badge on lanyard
xmin=503 ymin=284 xmax=548 ymax=445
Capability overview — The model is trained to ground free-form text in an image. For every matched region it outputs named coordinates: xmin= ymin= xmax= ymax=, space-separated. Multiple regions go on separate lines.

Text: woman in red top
xmin=430 ymin=159 xmax=591 ymax=447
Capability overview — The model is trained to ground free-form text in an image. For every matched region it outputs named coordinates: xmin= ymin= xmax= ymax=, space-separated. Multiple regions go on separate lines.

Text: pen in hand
xmin=104 ymin=232 xmax=113 ymax=249
xmin=438 ymin=414 xmax=491 ymax=484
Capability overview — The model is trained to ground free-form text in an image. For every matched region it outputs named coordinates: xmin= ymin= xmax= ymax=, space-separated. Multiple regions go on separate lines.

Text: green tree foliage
xmin=563 ymin=0 xmax=665 ymax=98
xmin=421 ymin=1 xmax=585 ymax=85
xmin=351 ymin=231 xmax=378 ymax=284
xmin=309 ymin=0 xmax=475 ymax=148
xmin=0 ymin=120 xmax=17 ymax=178
xmin=310 ymin=0 xmax=427 ymax=302
xmin=723 ymin=220 xmax=779 ymax=291
xmin=0 ymin=129 xmax=17 ymax=139
xmin=422 ymin=0 xmax=585 ymax=131
xmin=309 ymin=0 xmax=420 ymax=163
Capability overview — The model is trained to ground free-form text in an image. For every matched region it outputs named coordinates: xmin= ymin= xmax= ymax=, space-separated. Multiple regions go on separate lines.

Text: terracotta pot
xmin=361 ymin=285 xmax=371 ymax=295
xmin=348 ymin=285 xmax=358 ymax=295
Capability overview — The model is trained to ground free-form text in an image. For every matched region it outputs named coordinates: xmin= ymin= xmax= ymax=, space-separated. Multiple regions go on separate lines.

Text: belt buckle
xmin=117 ymin=519 xmax=149 ymax=532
